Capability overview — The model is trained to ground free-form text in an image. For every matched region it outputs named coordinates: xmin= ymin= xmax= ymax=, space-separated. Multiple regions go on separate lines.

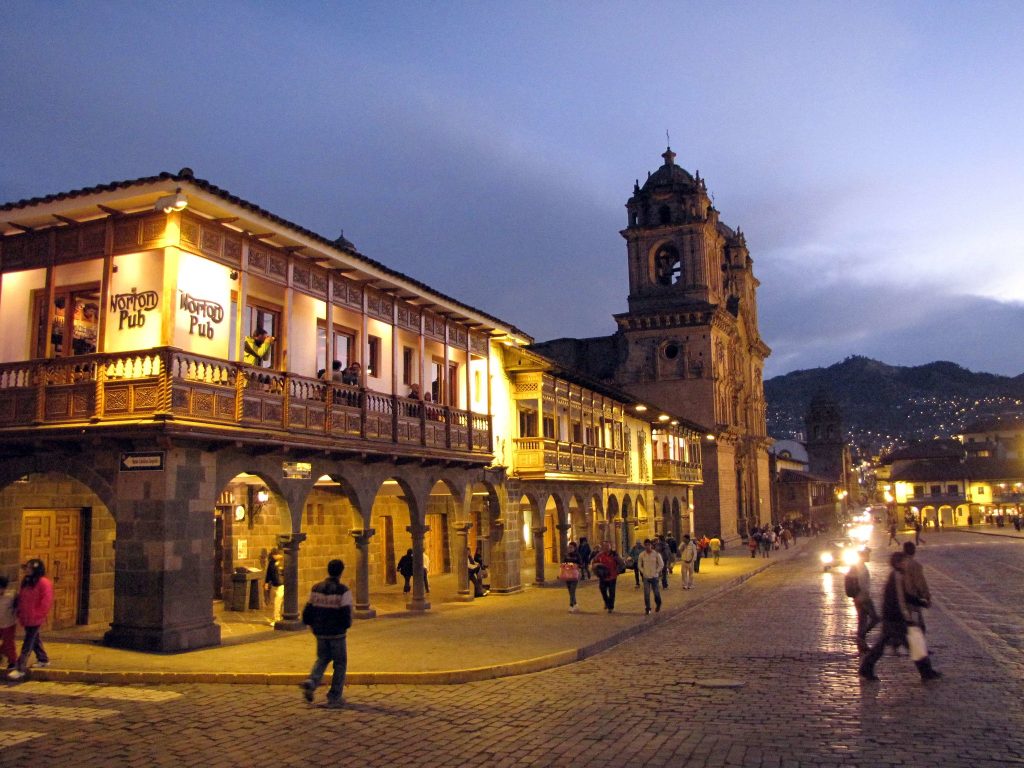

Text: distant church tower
xmin=614 ymin=147 xmax=773 ymax=537
xmin=805 ymin=390 xmax=854 ymax=506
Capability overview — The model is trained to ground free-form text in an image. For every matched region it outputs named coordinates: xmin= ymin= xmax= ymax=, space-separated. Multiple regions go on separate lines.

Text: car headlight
xmin=841 ymin=549 xmax=860 ymax=566
xmin=820 ymin=552 xmax=834 ymax=564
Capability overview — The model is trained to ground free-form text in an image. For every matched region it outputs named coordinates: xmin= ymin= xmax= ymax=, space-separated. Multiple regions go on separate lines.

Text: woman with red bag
xmin=559 ymin=542 xmax=583 ymax=612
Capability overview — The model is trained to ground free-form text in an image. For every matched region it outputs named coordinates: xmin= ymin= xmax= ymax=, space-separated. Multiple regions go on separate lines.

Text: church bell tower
xmin=613 ymin=146 xmax=773 ymax=538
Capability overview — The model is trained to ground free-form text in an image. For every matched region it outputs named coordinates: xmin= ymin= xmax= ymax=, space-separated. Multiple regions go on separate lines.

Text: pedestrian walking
xmin=637 ymin=539 xmax=665 ymax=615
xmin=654 ymin=535 xmax=671 ymax=587
xmin=578 ymin=537 xmax=592 ymax=581
xmin=591 ymin=541 xmax=621 ymax=612
xmin=627 ymin=540 xmax=645 ymax=588
xmin=559 ymin=541 xmax=583 ymax=612
xmin=0 ymin=576 xmax=16 ymax=671
xmin=298 ymin=558 xmax=354 ymax=708
xmin=8 ymin=558 xmax=53 ymax=680
xmin=887 ymin=520 xmax=899 ymax=547
xmin=680 ymin=534 xmax=698 ymax=590
xmin=264 ymin=546 xmax=284 ymax=624
xmin=901 ymin=542 xmax=931 ymax=630
xmin=709 ymin=535 xmax=722 ymax=565
xmin=396 ymin=548 xmax=414 ymax=593
xmin=914 ymin=520 xmax=925 ymax=546
xmin=858 ymin=552 xmax=941 ymax=682
xmin=845 ymin=549 xmax=879 ymax=653
xmin=748 ymin=530 xmax=759 ymax=558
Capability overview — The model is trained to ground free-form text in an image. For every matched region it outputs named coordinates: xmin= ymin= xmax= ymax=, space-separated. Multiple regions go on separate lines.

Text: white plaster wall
xmin=0 ymin=268 xmax=45 ymax=362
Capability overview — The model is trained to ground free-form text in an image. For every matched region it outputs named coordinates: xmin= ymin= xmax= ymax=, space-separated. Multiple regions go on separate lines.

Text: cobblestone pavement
xmin=3 ymin=530 xmax=1023 ymax=768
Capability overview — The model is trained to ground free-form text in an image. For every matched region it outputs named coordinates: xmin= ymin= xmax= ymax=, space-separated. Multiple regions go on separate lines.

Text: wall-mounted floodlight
xmin=155 ymin=189 xmax=188 ymax=214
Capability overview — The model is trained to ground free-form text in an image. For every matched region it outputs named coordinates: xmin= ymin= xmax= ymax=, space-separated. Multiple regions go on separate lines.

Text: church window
xmin=663 ymin=343 xmax=679 ymax=360
xmin=654 ymin=245 xmax=682 ymax=286
xmin=658 ymin=205 xmax=671 ymax=224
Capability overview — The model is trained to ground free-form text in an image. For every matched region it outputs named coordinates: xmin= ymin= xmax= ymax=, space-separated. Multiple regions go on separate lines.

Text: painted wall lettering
xmin=180 ymin=292 xmax=225 ymax=339
xmin=110 ymin=288 xmax=159 ymax=330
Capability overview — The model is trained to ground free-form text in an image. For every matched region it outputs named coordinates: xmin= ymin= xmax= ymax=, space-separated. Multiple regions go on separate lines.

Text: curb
xmin=24 ymin=555 xmax=788 ymax=687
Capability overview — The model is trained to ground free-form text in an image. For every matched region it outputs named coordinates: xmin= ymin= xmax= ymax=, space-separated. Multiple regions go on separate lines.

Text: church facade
xmin=533 ymin=148 xmax=772 ymax=539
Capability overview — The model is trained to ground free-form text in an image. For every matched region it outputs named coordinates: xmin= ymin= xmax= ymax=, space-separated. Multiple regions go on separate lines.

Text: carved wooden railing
xmin=652 ymin=459 xmax=703 ymax=484
xmin=512 ymin=437 xmax=628 ymax=479
xmin=0 ymin=348 xmax=492 ymax=457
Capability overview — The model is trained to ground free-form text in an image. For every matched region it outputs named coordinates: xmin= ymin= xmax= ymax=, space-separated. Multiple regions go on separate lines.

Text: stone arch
xmin=649 ymin=241 xmax=682 ymax=286
xmin=0 ymin=467 xmax=116 ymax=629
xmin=617 ymin=495 xmax=632 ymax=553
xmin=671 ymin=497 xmax=683 ymax=540
xmin=543 ymin=492 xmax=568 ymax=564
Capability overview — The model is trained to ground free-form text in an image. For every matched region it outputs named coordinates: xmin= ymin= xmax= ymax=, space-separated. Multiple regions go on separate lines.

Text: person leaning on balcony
xmin=243 ymin=327 xmax=274 ymax=366
xmin=329 ymin=360 xmax=344 ymax=383
xmin=341 ymin=361 xmax=360 ymax=386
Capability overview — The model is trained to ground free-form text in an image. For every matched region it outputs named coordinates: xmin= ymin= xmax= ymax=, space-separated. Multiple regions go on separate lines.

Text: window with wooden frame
xmin=367 ymin=335 xmax=382 ymax=378
xmin=32 ymin=283 xmax=101 ymax=358
xmin=317 ymin=320 xmax=357 ymax=376
xmin=244 ymin=301 xmax=281 ymax=368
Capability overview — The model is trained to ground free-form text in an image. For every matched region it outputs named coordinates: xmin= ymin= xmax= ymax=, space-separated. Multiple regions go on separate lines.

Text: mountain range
xmin=765 ymin=356 xmax=1024 ymax=457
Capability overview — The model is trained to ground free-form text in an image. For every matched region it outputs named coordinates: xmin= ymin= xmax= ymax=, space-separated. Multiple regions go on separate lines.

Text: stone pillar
xmin=532 ymin=526 xmax=547 ymax=584
xmin=454 ymin=522 xmax=473 ymax=602
xmin=275 ymin=532 xmax=307 ymax=631
xmin=555 ymin=523 xmax=571 ymax=562
xmin=597 ymin=521 xmax=608 ymax=543
xmin=104 ymin=446 xmax=221 ymax=652
xmin=407 ymin=524 xmax=431 ymax=611
xmin=350 ymin=528 xmax=377 ymax=619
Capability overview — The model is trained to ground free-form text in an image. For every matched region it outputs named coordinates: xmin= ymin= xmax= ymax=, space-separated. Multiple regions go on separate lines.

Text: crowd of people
xmin=558 ymin=531 xmax=729 ymax=613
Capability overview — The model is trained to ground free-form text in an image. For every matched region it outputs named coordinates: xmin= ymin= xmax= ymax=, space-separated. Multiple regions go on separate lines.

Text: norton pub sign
xmin=110 ymin=287 xmax=159 ymax=330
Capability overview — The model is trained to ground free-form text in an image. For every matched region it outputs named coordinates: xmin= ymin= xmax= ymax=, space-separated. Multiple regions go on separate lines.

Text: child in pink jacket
xmin=8 ymin=558 xmax=53 ymax=680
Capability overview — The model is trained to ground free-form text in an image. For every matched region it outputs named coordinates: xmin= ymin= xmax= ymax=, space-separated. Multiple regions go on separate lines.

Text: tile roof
xmin=1 ymin=168 xmax=531 ymax=341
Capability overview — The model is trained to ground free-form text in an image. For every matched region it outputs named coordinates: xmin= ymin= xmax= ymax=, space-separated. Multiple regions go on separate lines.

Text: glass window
xmin=33 ymin=284 xmax=100 ymax=358
xmin=244 ymin=303 xmax=280 ymax=368
xmin=367 ymin=335 xmax=381 ymax=378
xmin=403 ymin=347 xmax=415 ymax=385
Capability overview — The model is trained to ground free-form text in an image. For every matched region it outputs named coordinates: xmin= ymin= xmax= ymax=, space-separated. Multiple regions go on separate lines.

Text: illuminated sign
xmin=179 ymin=292 xmax=225 ymax=339
xmin=110 ymin=288 xmax=159 ymax=330
xmin=282 ymin=461 xmax=312 ymax=479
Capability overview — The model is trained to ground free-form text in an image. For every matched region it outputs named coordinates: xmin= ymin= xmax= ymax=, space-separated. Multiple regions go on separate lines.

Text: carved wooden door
xmin=20 ymin=509 xmax=82 ymax=630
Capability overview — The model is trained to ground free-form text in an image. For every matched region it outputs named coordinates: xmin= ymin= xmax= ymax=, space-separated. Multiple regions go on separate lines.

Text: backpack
xmin=844 ymin=569 xmax=860 ymax=598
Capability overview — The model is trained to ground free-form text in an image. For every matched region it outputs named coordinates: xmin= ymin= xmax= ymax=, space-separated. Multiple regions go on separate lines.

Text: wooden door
xmin=20 ymin=509 xmax=82 ymax=630
xmin=424 ymin=513 xmax=447 ymax=573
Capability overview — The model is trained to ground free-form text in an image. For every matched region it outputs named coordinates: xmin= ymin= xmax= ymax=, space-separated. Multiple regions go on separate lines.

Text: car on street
xmin=819 ymin=537 xmax=870 ymax=571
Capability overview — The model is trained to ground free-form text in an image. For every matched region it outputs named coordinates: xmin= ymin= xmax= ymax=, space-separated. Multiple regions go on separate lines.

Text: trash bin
xmin=230 ymin=567 xmax=263 ymax=611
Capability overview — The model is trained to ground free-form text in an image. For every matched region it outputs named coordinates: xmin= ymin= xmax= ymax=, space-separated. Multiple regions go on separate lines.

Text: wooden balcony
xmin=0 ymin=348 xmax=492 ymax=461
xmin=652 ymin=458 xmax=703 ymax=484
xmin=512 ymin=437 xmax=626 ymax=479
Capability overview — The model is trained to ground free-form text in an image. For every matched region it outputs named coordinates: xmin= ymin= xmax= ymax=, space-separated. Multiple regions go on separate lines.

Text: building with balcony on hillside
xmin=0 ymin=168 xmax=704 ymax=652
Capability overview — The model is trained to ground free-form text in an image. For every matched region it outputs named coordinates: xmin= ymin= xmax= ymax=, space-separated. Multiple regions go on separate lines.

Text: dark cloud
xmin=760 ymin=262 xmax=1024 ymax=377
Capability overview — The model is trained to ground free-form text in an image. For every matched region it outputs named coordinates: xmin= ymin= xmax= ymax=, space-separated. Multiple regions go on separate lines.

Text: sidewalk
xmin=21 ymin=541 xmax=808 ymax=686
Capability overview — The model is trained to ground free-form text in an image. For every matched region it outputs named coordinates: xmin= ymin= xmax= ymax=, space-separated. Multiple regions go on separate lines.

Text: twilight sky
xmin=3 ymin=1 xmax=1023 ymax=378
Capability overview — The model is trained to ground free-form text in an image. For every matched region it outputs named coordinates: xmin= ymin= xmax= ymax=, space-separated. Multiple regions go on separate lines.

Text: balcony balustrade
xmin=512 ymin=436 xmax=626 ymax=478
xmin=0 ymin=348 xmax=492 ymax=458
xmin=652 ymin=458 xmax=703 ymax=484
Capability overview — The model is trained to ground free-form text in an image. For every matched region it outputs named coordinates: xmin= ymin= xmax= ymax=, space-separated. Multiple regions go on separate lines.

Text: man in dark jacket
xmin=299 ymin=559 xmax=353 ymax=708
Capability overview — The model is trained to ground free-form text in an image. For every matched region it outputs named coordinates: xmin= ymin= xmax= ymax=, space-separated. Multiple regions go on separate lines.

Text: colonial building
xmin=533 ymin=147 xmax=772 ymax=539
xmin=0 ymin=168 xmax=703 ymax=652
